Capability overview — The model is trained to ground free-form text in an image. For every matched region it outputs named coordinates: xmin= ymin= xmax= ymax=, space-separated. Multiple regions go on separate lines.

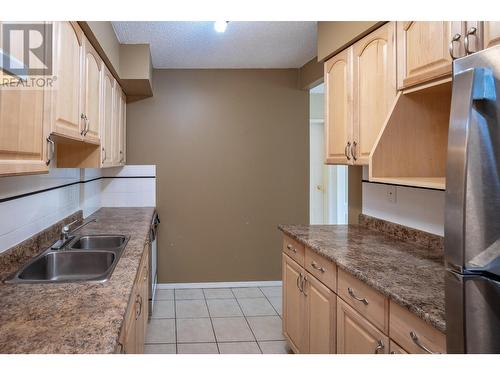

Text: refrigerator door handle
xmin=445 ymin=67 xmax=496 ymax=272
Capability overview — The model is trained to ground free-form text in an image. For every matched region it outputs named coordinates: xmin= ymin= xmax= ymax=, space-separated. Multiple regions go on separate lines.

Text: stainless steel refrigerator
xmin=445 ymin=45 xmax=500 ymax=353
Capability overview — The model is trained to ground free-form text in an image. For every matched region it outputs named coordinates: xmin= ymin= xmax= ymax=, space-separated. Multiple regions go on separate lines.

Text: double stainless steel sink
xmin=5 ymin=235 xmax=128 ymax=284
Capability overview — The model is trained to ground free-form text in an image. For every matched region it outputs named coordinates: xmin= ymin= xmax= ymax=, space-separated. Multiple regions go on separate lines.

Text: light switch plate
xmin=386 ymin=185 xmax=397 ymax=204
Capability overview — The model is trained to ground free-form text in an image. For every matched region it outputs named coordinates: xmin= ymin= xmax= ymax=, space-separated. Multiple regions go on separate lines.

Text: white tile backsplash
xmin=362 ymin=182 xmax=445 ymax=235
xmin=0 ymin=165 xmax=156 ymax=253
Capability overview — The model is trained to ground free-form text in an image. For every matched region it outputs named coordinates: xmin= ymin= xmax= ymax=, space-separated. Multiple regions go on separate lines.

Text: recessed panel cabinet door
xmin=118 ymin=92 xmax=126 ymax=165
xmin=50 ymin=21 xmax=83 ymax=140
xmin=324 ymin=47 xmax=353 ymax=165
xmin=81 ymin=37 xmax=101 ymax=144
xmin=353 ymin=22 xmax=396 ymax=165
xmin=337 ymin=298 xmax=389 ymax=354
xmin=111 ymin=84 xmax=122 ymax=165
xmin=304 ymin=273 xmax=336 ymax=353
xmin=282 ymin=254 xmax=306 ymax=353
xmin=101 ymin=67 xmax=115 ymax=167
xmin=0 ymin=22 xmax=49 ymax=176
xmin=397 ymin=21 xmax=465 ymax=89
xmin=483 ymin=21 xmax=500 ymax=49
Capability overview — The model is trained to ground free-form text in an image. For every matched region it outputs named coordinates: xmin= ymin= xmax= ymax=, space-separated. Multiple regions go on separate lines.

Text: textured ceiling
xmin=112 ymin=21 xmax=317 ymax=69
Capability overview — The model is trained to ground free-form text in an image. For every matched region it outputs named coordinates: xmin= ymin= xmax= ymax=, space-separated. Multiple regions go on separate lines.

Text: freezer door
xmin=445 ymin=46 xmax=500 ymax=274
xmin=445 ymin=271 xmax=500 ymax=353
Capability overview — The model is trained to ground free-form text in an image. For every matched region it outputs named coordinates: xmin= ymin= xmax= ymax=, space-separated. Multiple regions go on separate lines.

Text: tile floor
xmin=145 ymin=286 xmax=292 ymax=354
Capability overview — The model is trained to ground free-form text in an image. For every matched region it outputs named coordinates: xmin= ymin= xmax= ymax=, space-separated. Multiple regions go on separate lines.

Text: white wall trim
xmin=157 ymin=280 xmax=282 ymax=289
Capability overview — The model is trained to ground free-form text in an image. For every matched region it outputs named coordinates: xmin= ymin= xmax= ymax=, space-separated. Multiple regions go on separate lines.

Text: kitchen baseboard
xmin=157 ymin=280 xmax=282 ymax=289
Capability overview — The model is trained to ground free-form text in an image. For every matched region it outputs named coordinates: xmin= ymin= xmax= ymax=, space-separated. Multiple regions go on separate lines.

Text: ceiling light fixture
xmin=214 ymin=21 xmax=228 ymax=33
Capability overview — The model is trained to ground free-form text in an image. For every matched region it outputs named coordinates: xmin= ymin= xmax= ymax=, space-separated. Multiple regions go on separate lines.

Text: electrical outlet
xmin=386 ymin=186 xmax=397 ymax=204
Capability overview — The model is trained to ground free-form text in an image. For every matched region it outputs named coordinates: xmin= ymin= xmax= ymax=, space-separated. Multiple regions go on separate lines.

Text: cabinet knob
xmin=286 ymin=244 xmax=297 ymax=253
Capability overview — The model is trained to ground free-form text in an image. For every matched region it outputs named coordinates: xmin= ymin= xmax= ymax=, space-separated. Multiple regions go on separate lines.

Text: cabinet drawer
xmin=389 ymin=301 xmax=446 ymax=354
xmin=282 ymin=236 xmax=305 ymax=266
xmin=389 ymin=340 xmax=407 ymax=354
xmin=305 ymin=248 xmax=337 ymax=291
xmin=338 ymin=268 xmax=389 ymax=334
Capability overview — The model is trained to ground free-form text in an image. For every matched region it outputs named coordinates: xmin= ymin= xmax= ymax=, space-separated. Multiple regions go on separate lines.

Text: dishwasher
xmin=149 ymin=212 xmax=160 ymax=317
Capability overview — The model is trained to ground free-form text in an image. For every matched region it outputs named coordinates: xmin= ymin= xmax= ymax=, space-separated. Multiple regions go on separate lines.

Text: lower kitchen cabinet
xmin=282 ymin=253 xmax=306 ymax=353
xmin=303 ymin=273 xmax=336 ymax=353
xmin=118 ymin=243 xmax=149 ymax=354
xmin=283 ymin=253 xmax=336 ymax=354
xmin=389 ymin=340 xmax=408 ymax=354
xmin=337 ymin=298 xmax=389 ymax=354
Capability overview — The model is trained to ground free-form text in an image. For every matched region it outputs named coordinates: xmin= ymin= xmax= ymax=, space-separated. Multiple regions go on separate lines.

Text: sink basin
xmin=4 ymin=234 xmax=129 ymax=284
xmin=9 ymin=250 xmax=116 ymax=283
xmin=69 ymin=235 xmax=126 ymax=250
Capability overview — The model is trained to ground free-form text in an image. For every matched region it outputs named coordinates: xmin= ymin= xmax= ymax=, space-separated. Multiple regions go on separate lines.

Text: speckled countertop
xmin=278 ymin=224 xmax=446 ymax=333
xmin=0 ymin=207 xmax=155 ymax=354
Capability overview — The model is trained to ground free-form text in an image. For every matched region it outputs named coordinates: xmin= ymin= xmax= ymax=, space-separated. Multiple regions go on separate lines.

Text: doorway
xmin=309 ymin=83 xmax=348 ymax=225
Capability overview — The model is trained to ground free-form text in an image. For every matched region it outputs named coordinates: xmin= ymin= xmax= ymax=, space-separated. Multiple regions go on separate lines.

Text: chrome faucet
xmin=52 ymin=219 xmax=98 ymax=250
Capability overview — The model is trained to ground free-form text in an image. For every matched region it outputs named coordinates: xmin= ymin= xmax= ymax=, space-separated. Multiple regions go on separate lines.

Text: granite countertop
xmin=0 ymin=207 xmax=155 ymax=354
xmin=278 ymin=224 xmax=446 ymax=333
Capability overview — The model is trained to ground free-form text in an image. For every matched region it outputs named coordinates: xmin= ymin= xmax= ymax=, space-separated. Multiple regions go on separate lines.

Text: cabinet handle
xmin=296 ymin=273 xmax=302 ymax=292
xmin=347 ymin=287 xmax=369 ymax=305
xmin=374 ymin=339 xmax=385 ymax=354
xmin=135 ymin=295 xmax=143 ymax=319
xmin=351 ymin=141 xmax=358 ymax=161
xmin=448 ymin=33 xmax=462 ymax=60
xmin=117 ymin=342 xmax=124 ymax=354
xmin=310 ymin=261 xmax=325 ymax=273
xmin=410 ymin=331 xmax=440 ymax=354
xmin=46 ymin=137 xmax=55 ymax=166
xmin=286 ymin=244 xmax=297 ymax=253
xmin=80 ymin=113 xmax=87 ymax=135
xmin=344 ymin=141 xmax=351 ymax=161
xmin=464 ymin=27 xmax=477 ymax=55
xmin=301 ymin=275 xmax=308 ymax=296
xmin=119 ymin=150 xmax=124 ymax=164
xmin=102 ymin=147 xmax=106 ymax=163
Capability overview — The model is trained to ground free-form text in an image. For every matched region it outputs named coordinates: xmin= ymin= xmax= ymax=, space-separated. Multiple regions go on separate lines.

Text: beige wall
xmin=317 ymin=21 xmax=382 ymax=61
xmin=298 ymin=57 xmax=323 ymax=90
xmin=126 ymin=69 xmax=309 ymax=282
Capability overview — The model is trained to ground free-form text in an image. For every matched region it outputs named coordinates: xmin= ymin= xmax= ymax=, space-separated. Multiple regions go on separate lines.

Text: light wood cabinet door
xmin=337 ymin=298 xmax=389 ymax=354
xmin=101 ymin=66 xmax=115 ymax=167
xmin=282 ymin=253 xmax=306 ymax=353
xmin=397 ymin=21 xmax=465 ymax=89
xmin=389 ymin=340 xmax=408 ymax=354
xmin=118 ymin=91 xmax=126 ymax=165
xmin=50 ymin=21 xmax=83 ymax=140
xmin=324 ymin=47 xmax=353 ymax=165
xmin=0 ymin=22 xmax=50 ymax=176
xmin=304 ymin=273 xmax=336 ymax=354
xmin=121 ymin=288 xmax=138 ymax=354
xmin=111 ymin=84 xmax=122 ymax=165
xmin=352 ymin=22 xmax=396 ymax=165
xmin=482 ymin=21 xmax=500 ymax=49
xmin=81 ymin=36 xmax=101 ymax=144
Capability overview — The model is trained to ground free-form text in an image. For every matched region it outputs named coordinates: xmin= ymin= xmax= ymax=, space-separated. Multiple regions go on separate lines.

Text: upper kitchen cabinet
xmin=325 ymin=22 xmax=396 ymax=166
xmin=352 ymin=22 xmax=396 ymax=164
xmin=101 ymin=65 xmax=115 ymax=168
xmin=482 ymin=22 xmax=500 ymax=49
xmin=0 ymin=22 xmax=50 ymax=176
xmin=324 ymin=47 xmax=353 ymax=165
xmin=80 ymin=37 xmax=102 ymax=144
xmin=397 ymin=21 xmax=465 ymax=90
xmin=112 ymin=84 xmax=126 ymax=166
xmin=48 ymin=21 xmax=84 ymax=141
